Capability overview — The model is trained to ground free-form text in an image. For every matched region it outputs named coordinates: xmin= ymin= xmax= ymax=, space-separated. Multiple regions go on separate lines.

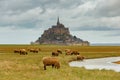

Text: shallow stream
xmin=69 ymin=57 xmax=120 ymax=72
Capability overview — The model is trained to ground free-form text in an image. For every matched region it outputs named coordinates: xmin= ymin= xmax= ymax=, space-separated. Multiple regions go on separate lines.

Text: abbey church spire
xmin=57 ymin=17 xmax=60 ymax=25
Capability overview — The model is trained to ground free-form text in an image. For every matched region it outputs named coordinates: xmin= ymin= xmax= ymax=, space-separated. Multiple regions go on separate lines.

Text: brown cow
xmin=42 ymin=57 xmax=60 ymax=70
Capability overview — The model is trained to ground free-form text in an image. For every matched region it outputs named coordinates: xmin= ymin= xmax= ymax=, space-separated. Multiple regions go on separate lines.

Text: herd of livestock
xmin=13 ymin=48 xmax=85 ymax=70
xmin=14 ymin=48 xmax=41 ymax=54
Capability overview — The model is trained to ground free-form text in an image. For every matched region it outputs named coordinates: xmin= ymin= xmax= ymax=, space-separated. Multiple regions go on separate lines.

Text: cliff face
xmin=34 ymin=18 xmax=90 ymax=46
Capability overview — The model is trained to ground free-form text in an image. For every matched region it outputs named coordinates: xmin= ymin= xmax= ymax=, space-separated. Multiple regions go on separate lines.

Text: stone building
xmin=34 ymin=17 xmax=90 ymax=46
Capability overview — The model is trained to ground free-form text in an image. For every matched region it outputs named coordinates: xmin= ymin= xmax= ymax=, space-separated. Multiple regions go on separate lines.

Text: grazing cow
xmin=42 ymin=57 xmax=60 ymax=70
xmin=52 ymin=51 xmax=59 ymax=56
xmin=20 ymin=49 xmax=28 ymax=55
xmin=76 ymin=55 xmax=85 ymax=61
xmin=71 ymin=51 xmax=80 ymax=55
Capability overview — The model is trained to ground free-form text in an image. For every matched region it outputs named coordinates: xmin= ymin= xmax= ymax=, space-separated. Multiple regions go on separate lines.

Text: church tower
xmin=57 ymin=17 xmax=60 ymax=25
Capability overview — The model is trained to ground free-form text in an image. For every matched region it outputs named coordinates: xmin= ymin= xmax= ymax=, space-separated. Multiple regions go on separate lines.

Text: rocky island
xmin=33 ymin=18 xmax=90 ymax=46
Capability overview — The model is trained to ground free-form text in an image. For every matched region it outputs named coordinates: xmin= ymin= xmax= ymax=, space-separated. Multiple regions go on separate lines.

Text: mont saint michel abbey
xmin=34 ymin=17 xmax=90 ymax=46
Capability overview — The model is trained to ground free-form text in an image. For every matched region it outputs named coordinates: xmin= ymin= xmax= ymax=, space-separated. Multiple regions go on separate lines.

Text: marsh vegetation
xmin=0 ymin=45 xmax=120 ymax=80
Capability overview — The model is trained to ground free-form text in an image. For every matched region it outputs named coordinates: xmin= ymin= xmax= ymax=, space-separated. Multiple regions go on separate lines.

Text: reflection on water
xmin=69 ymin=57 xmax=120 ymax=72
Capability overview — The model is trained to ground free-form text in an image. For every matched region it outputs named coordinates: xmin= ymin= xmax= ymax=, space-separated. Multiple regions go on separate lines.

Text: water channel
xmin=69 ymin=57 xmax=120 ymax=72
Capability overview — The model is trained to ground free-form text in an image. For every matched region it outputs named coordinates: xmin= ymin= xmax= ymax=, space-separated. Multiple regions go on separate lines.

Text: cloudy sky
xmin=0 ymin=0 xmax=120 ymax=44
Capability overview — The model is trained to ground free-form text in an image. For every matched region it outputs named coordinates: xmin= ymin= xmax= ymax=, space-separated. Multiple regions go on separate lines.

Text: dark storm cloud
xmin=0 ymin=0 xmax=83 ymax=13
xmin=0 ymin=0 xmax=84 ymax=29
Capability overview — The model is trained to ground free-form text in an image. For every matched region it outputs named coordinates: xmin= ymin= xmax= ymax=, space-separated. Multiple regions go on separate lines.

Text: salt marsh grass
xmin=0 ymin=45 xmax=120 ymax=80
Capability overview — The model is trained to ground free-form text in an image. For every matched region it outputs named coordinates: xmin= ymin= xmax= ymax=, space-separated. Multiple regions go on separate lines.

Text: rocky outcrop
xmin=34 ymin=18 xmax=90 ymax=46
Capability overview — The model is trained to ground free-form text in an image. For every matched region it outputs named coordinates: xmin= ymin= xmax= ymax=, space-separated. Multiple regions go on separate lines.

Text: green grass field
xmin=0 ymin=45 xmax=120 ymax=80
